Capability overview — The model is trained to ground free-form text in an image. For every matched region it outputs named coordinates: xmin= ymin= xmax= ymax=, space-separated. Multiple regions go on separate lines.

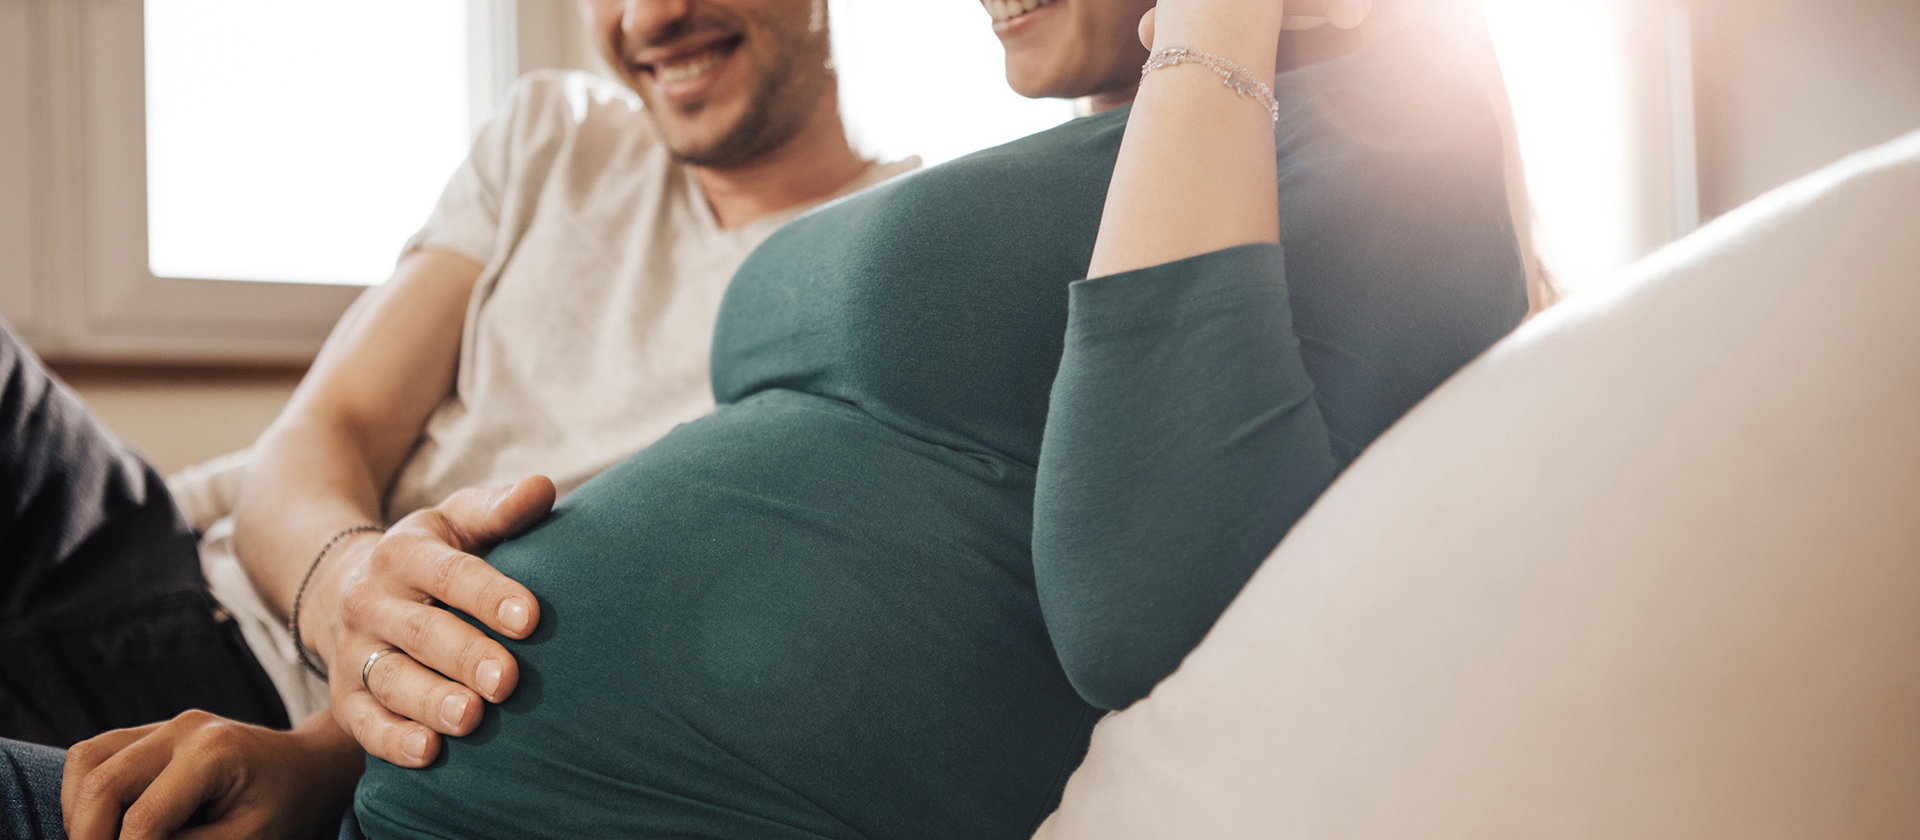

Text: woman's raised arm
xmin=1085 ymin=0 xmax=1288 ymax=278
xmin=1036 ymin=0 xmax=1402 ymax=710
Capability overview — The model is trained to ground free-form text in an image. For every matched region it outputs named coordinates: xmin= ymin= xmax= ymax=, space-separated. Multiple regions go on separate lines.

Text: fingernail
xmin=441 ymin=693 xmax=470 ymax=727
xmin=477 ymin=659 xmax=503 ymax=700
xmin=404 ymin=729 xmax=429 ymax=763
xmin=498 ymin=598 xmax=530 ymax=635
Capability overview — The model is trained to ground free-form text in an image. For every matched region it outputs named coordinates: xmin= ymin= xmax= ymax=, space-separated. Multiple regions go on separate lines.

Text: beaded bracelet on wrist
xmin=288 ymin=524 xmax=384 ymax=679
xmin=1141 ymin=46 xmax=1281 ymax=125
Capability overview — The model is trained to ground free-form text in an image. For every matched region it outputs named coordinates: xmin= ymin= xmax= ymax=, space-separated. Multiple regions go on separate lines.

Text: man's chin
xmin=662 ymin=130 xmax=766 ymax=170
xmin=657 ymin=102 xmax=791 ymax=170
xmin=660 ymin=129 xmax=730 ymax=165
xmin=653 ymin=111 xmax=738 ymax=162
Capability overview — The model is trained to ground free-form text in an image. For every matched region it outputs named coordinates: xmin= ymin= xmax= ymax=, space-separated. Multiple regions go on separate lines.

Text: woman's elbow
xmin=1037 ymin=553 xmax=1262 ymax=711
xmin=1051 ymin=622 xmax=1195 ymax=712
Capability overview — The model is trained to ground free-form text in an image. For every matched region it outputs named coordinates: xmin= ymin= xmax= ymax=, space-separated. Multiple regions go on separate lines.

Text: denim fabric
xmin=339 ymin=808 xmax=367 ymax=840
xmin=0 ymin=737 xmax=66 ymax=840
xmin=0 ymin=319 xmax=288 ymax=745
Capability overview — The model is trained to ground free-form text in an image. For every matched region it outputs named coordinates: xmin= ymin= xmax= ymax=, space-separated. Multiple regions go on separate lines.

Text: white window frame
xmin=1486 ymin=0 xmax=1700 ymax=296
xmin=1620 ymin=0 xmax=1702 ymax=252
xmin=8 ymin=0 xmax=585 ymax=363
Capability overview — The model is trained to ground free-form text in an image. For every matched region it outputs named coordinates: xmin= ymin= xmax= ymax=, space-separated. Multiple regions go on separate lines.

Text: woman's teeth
xmin=655 ymin=50 xmax=725 ymax=84
xmin=985 ymin=0 xmax=1059 ymax=24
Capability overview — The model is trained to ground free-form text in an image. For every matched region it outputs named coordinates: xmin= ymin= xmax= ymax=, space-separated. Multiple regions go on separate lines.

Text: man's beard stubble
xmin=663 ymin=19 xmax=835 ymax=169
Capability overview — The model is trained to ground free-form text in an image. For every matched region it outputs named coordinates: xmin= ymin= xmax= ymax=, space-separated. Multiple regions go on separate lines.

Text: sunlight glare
xmin=830 ymin=0 xmax=1076 ymax=167
xmin=1482 ymin=0 xmax=1640 ymax=293
xmin=145 ymin=0 xmax=471 ymax=286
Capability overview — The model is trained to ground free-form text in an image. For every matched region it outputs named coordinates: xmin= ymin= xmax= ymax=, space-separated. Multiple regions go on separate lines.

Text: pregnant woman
xmin=350 ymin=1 xmax=1523 ymax=838
xmin=3 ymin=0 xmax=1524 ymax=838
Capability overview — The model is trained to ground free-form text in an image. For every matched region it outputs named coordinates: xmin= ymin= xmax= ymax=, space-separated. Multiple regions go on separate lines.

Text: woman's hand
xmin=304 ymin=476 xmax=555 ymax=768
xmin=61 ymin=710 xmax=364 ymax=840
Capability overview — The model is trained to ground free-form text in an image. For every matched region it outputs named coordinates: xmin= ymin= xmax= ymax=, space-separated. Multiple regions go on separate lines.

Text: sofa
xmin=1033 ymin=129 xmax=1920 ymax=838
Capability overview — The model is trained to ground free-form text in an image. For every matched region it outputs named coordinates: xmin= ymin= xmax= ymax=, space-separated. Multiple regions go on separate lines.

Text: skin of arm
xmin=230 ymin=248 xmax=553 ymax=768
xmin=1096 ymin=0 xmax=1433 ymax=270
xmin=1087 ymin=0 xmax=1289 ymax=279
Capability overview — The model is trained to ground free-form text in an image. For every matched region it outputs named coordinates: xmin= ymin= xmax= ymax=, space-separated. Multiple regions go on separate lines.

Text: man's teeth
xmin=655 ymin=50 xmax=725 ymax=84
xmin=984 ymin=0 xmax=1058 ymax=23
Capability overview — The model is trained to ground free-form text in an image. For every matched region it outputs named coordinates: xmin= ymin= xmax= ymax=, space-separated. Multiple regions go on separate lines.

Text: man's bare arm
xmin=233 ymin=249 xmax=477 ymax=618
xmin=230 ymin=249 xmax=552 ymax=767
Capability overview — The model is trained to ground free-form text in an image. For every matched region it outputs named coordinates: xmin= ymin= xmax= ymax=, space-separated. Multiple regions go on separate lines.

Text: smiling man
xmin=217 ymin=0 xmax=916 ymax=765
xmin=0 ymin=0 xmax=910 ymax=791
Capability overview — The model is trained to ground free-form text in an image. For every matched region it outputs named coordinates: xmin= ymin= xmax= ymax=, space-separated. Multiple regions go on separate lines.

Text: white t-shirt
xmin=389 ymin=70 xmax=916 ymax=515
xmin=202 ymin=70 xmax=915 ymax=719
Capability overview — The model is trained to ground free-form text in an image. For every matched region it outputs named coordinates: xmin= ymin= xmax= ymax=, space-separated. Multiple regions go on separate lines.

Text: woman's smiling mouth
xmin=985 ymin=0 xmax=1064 ymax=31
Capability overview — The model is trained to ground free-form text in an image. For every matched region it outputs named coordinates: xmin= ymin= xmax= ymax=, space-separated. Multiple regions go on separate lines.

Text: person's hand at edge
xmin=1139 ymin=0 xmax=1425 ymax=42
xmin=61 ymin=709 xmax=363 ymax=840
xmin=302 ymin=475 xmax=556 ymax=768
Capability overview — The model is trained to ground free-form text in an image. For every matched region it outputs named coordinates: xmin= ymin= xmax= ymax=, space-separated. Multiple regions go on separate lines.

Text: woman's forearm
xmin=1088 ymin=1 xmax=1286 ymax=279
xmin=1050 ymin=0 xmax=1327 ymax=710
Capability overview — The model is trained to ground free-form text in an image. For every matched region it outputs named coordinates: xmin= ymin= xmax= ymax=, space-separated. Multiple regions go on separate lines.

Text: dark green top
xmin=356 ymin=40 xmax=1525 ymax=840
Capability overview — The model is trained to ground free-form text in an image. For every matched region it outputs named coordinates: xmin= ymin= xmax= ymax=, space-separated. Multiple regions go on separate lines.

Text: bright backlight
xmin=145 ymin=0 xmax=470 ymax=285
xmin=830 ymin=0 xmax=1076 ymax=167
xmin=1482 ymin=0 xmax=1643 ymax=294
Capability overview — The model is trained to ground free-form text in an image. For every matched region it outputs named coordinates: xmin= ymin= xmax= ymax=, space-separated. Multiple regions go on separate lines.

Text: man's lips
xmin=627 ymin=34 xmax=743 ymax=106
xmin=632 ymin=35 xmax=742 ymax=79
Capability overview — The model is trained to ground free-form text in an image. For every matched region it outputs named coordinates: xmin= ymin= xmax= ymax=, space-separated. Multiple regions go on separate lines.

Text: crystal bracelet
xmin=1140 ymin=47 xmax=1281 ymax=125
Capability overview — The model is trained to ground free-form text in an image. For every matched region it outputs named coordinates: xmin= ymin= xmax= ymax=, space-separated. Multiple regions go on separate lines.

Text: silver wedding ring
xmin=362 ymin=647 xmax=403 ymax=691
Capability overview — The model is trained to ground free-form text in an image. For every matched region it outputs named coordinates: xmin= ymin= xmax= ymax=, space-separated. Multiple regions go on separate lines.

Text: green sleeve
xmin=1033 ymin=243 xmax=1341 ymax=710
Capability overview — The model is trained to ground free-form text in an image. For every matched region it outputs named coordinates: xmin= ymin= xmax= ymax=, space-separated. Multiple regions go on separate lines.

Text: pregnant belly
xmin=354 ymin=393 xmax=1095 ymax=840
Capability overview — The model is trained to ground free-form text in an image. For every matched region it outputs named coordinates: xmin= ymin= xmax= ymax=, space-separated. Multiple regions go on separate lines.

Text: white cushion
xmin=1035 ymin=131 xmax=1920 ymax=839
xmin=164 ymin=447 xmax=249 ymax=531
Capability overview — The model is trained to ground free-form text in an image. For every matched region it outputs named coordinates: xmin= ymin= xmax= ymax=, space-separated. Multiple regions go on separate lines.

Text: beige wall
xmin=55 ymin=367 xmax=297 ymax=476
xmin=1694 ymin=0 xmax=1920 ymax=218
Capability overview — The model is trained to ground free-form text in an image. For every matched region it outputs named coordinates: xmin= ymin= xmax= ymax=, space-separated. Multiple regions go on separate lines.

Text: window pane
xmin=830 ymin=0 xmax=1075 ymax=167
xmin=145 ymin=0 xmax=471 ymax=285
xmin=1483 ymin=0 xmax=1644 ymax=294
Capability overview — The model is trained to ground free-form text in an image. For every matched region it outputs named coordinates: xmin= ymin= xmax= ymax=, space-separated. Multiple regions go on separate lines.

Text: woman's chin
xmin=1001 ymin=69 xmax=1053 ymax=100
xmin=999 ymin=38 xmax=1146 ymax=103
xmin=1000 ymin=55 xmax=1082 ymax=100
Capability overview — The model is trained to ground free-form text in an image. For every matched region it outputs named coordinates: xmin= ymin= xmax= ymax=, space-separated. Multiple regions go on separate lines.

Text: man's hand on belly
xmin=301 ymin=476 xmax=555 ymax=768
